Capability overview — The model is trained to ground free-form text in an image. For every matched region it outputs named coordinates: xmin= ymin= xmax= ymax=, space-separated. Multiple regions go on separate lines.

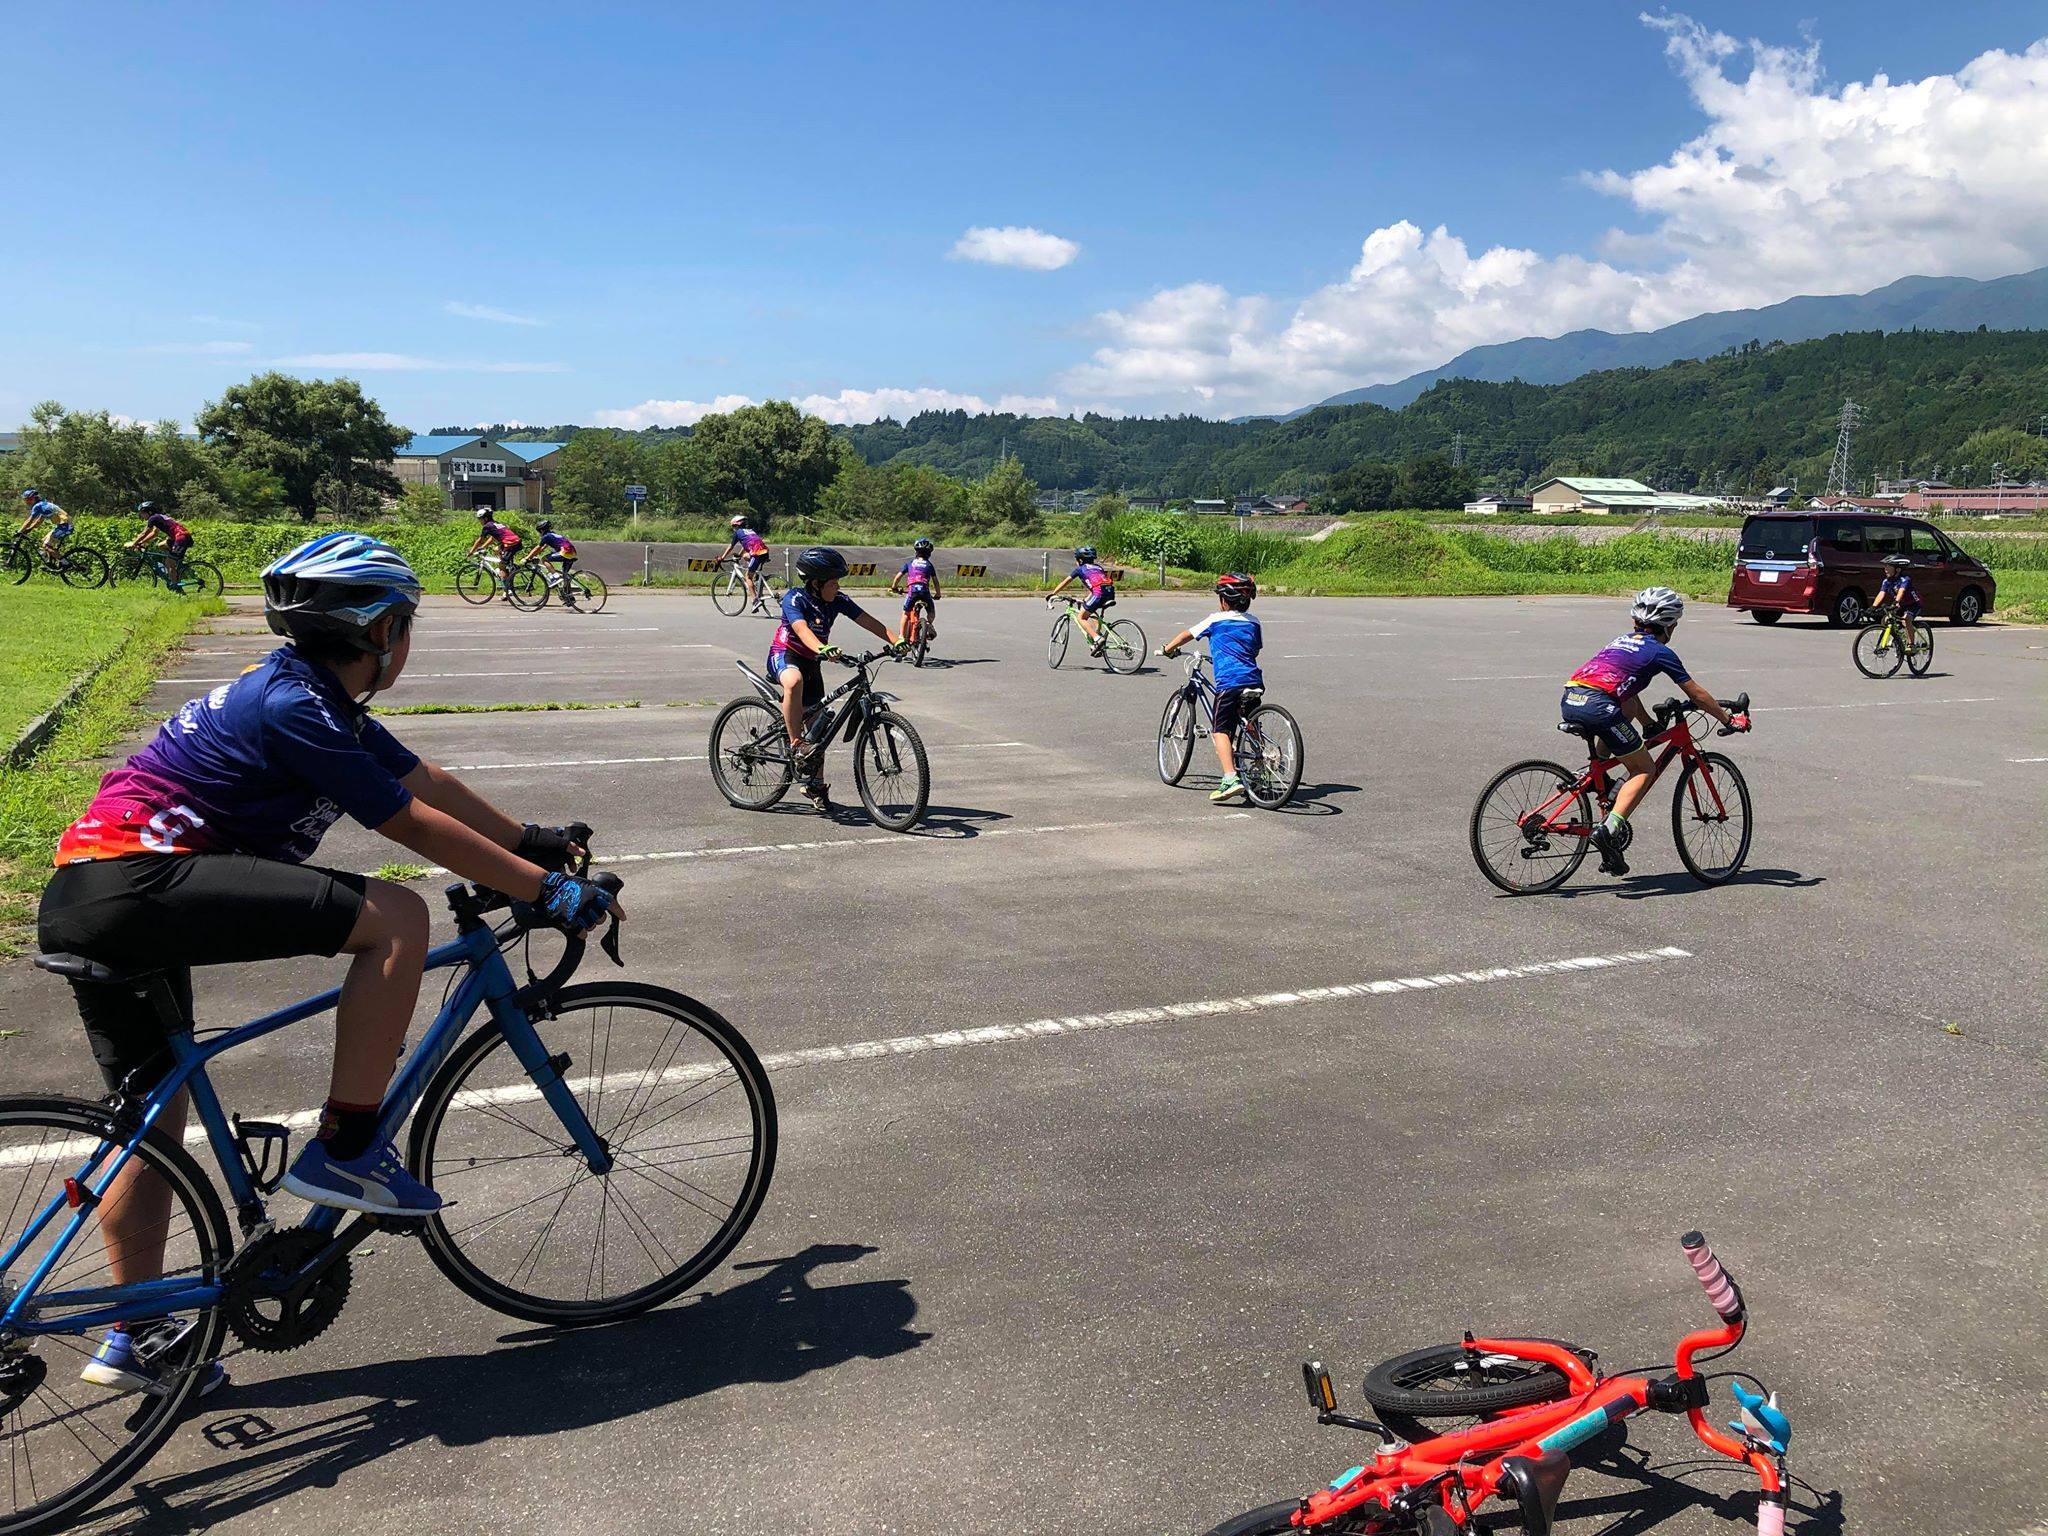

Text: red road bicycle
xmin=1201 ymin=1233 xmax=1794 ymax=1536
xmin=1469 ymin=692 xmax=1753 ymax=893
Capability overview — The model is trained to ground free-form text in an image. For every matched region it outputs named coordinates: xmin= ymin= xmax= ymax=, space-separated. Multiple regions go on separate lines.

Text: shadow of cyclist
xmin=97 ymin=1243 xmax=927 ymax=1535
xmin=1557 ymin=1439 xmax=1845 ymax=1534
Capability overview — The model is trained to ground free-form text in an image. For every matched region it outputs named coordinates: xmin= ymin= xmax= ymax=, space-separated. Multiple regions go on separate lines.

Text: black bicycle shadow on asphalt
xmin=98 ymin=1243 xmax=929 ymax=1535
xmin=1540 ymin=1438 xmax=1845 ymax=1535
xmin=1534 ymin=866 xmax=1826 ymax=902
xmin=905 ymin=655 xmax=1000 ymax=670
xmin=1167 ymin=777 xmax=1362 ymax=817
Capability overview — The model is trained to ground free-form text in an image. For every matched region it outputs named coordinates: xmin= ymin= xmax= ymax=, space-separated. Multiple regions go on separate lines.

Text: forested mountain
xmin=1287 ymin=265 xmax=2048 ymax=415
xmin=837 ymin=329 xmax=2048 ymax=495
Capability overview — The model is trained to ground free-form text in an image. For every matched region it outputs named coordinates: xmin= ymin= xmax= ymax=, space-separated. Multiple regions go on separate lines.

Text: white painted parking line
xmin=431 ymin=626 xmax=662 ymax=636
xmin=419 ymin=644 xmax=728 ymax=656
xmin=1909 ymin=774 xmax=1984 ymax=788
xmin=440 ymin=742 xmax=1029 ymax=773
xmin=0 ymin=946 xmax=1693 ymax=1169
xmin=2011 ymin=756 xmax=2048 ymax=763
xmin=1754 ymin=695 xmax=1999 ymax=713
xmin=170 ymin=669 xmax=667 ymax=685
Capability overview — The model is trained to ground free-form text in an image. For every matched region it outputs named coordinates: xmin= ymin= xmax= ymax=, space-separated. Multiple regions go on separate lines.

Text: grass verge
xmin=1 ymin=587 xmax=211 ymax=750
xmin=373 ymin=862 xmax=432 ymax=882
xmin=0 ymin=592 xmax=226 ymax=951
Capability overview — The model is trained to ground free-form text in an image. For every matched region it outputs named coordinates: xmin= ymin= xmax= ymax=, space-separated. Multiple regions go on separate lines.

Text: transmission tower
xmin=1825 ymin=399 xmax=1864 ymax=498
xmin=1451 ymin=430 xmax=1464 ymax=469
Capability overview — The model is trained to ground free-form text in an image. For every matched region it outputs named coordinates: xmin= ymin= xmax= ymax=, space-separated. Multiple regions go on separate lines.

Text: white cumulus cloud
xmin=595 ymin=387 xmax=1073 ymax=429
xmin=949 ymin=225 xmax=1080 ymax=271
xmin=445 ymin=300 xmax=545 ymax=326
xmin=1063 ymin=17 xmax=2048 ymax=415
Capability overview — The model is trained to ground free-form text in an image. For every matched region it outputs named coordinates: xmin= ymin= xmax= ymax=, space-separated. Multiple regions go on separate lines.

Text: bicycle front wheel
xmin=1048 ymin=611 xmax=1070 ymax=669
xmin=1906 ymin=624 xmax=1933 ymax=677
xmin=174 ymin=558 xmax=222 ymax=598
xmin=409 ymin=985 xmax=777 ymax=1325
xmin=57 ymin=548 xmax=108 ymax=590
xmin=1236 ymin=703 xmax=1304 ymax=809
xmin=853 ymin=710 xmax=930 ymax=831
xmin=711 ymin=569 xmax=747 ymax=616
xmin=567 ymin=571 xmax=608 ymax=613
xmin=1851 ymin=623 xmax=1901 ymax=678
xmin=456 ymin=565 xmax=496 ymax=605
xmin=1470 ymin=760 xmax=1592 ymax=895
xmin=1102 ymin=618 xmax=1148 ymax=674
xmin=506 ymin=566 xmax=549 ymax=611
xmin=1158 ymin=691 xmax=1196 ymax=784
xmin=708 ymin=697 xmax=794 ymax=809
xmin=1672 ymin=751 xmax=1752 ymax=885
xmin=0 ymin=1097 xmax=234 ymax=1536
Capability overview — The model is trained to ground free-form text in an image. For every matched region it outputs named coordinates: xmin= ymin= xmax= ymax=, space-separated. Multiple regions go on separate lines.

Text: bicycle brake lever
xmin=600 ymin=916 xmax=623 ymax=967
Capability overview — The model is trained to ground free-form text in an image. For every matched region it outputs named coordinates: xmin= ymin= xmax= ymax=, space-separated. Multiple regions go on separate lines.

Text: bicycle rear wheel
xmin=57 ymin=548 xmax=108 ymax=590
xmin=0 ymin=1097 xmax=234 ymax=1536
xmin=1048 ymin=611 xmax=1070 ymax=669
xmin=1851 ymin=623 xmax=1901 ymax=678
xmin=567 ymin=571 xmax=609 ymax=613
xmin=1362 ymin=1340 xmax=1585 ymax=1429
xmin=708 ymin=698 xmax=794 ymax=809
xmin=1469 ymin=760 xmax=1592 ymax=895
xmin=1671 ymin=751 xmax=1752 ymax=885
xmin=456 ymin=565 xmax=496 ymax=605
xmin=1102 ymin=618 xmax=1148 ymax=674
xmin=711 ymin=569 xmax=747 ymax=616
xmin=409 ymin=984 xmax=776 ymax=1325
xmin=173 ymin=558 xmax=222 ymax=598
xmin=1158 ymin=691 xmax=1196 ymax=784
xmin=853 ymin=711 xmax=930 ymax=831
xmin=1905 ymin=624 xmax=1933 ymax=676
xmin=1236 ymin=704 xmax=1304 ymax=809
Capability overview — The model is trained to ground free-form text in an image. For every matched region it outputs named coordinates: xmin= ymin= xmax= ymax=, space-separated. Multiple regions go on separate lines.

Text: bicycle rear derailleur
xmin=223 ymin=1228 xmax=352 ymax=1352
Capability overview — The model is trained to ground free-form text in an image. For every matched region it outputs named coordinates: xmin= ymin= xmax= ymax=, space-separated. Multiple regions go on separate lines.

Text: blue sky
xmin=6 ymin=1 xmax=2046 ymax=429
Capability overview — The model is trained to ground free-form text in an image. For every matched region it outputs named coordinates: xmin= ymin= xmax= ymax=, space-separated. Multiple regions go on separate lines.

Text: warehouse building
xmin=1527 ymin=476 xmax=1722 ymax=514
xmin=393 ymin=433 xmax=566 ymax=513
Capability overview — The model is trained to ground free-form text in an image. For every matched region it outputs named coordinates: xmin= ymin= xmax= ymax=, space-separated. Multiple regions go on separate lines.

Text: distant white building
xmin=393 ymin=434 xmax=566 ymax=514
xmin=1527 ymin=476 xmax=1722 ymax=515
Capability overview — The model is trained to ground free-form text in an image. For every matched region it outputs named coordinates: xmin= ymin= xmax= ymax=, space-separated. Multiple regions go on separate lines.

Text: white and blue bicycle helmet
xmin=262 ymin=532 xmax=422 ymax=655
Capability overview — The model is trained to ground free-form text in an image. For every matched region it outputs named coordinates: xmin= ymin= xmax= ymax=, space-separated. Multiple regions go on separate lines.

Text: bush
xmin=1102 ymin=513 xmax=1199 ymax=567
xmin=59 ymin=516 xmax=510 ymax=590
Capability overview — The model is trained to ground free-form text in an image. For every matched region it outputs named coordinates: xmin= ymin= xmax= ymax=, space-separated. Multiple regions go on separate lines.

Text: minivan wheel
xmin=1750 ymin=610 xmax=1783 ymax=626
xmin=1830 ymin=588 xmax=1865 ymax=627
xmin=1953 ymin=587 xmax=1985 ymax=626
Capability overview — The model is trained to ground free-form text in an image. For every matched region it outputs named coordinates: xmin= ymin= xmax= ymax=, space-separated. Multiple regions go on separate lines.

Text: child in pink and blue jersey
xmin=723 ymin=515 xmax=772 ymax=610
xmin=1045 ymin=546 xmax=1117 ymax=652
xmin=890 ymin=537 xmax=943 ymax=645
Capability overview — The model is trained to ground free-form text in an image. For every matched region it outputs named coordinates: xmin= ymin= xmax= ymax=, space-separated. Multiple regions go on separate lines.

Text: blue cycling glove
xmin=537 ymin=871 xmax=613 ymax=931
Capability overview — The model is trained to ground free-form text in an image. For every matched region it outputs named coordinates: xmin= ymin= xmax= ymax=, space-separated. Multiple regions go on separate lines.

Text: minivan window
xmin=1863 ymin=522 xmax=1907 ymax=556
xmin=1908 ymin=526 xmax=1946 ymax=560
xmin=1818 ymin=519 xmax=1864 ymax=551
xmin=1739 ymin=517 xmax=1814 ymax=560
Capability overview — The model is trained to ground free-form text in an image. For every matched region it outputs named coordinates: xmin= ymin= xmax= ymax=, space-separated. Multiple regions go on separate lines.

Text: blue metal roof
xmin=398 ymin=433 xmax=486 ymax=458
xmin=498 ymin=441 xmax=566 ymax=462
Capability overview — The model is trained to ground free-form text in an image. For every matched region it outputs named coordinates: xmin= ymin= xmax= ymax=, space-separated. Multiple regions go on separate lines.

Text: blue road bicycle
xmin=0 ymin=859 xmax=775 ymax=1534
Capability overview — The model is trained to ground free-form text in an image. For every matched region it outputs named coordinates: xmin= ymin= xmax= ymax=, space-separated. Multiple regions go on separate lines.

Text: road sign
xmin=624 ymin=485 xmax=648 ymax=501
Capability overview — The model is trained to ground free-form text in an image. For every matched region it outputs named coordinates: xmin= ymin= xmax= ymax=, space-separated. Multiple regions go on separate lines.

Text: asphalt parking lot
xmin=4 ymin=589 xmax=2043 ymax=1535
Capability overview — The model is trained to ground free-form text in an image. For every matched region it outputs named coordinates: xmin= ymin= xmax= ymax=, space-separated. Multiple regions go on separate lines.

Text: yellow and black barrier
xmin=954 ymin=563 xmax=989 ymax=577
xmin=686 ymin=557 xmax=723 ymax=572
xmin=845 ymin=561 xmax=879 ymax=577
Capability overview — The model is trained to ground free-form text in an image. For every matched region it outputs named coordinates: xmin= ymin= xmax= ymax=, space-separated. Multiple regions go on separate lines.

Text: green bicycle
xmin=108 ymin=546 xmax=224 ymax=597
xmin=1047 ymin=595 xmax=1147 ymax=674
xmin=1852 ymin=605 xmax=1932 ymax=679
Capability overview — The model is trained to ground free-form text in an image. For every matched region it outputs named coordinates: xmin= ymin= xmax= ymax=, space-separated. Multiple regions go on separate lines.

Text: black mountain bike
xmin=1158 ymin=654 xmax=1304 ymax=809
xmin=4 ymin=536 xmax=107 ymax=589
xmin=709 ymin=651 xmax=931 ymax=830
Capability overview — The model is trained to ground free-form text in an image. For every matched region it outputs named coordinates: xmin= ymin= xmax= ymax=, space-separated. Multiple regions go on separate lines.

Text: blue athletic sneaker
xmin=281 ymin=1138 xmax=444 ymax=1216
xmin=80 ymin=1319 xmax=228 ymax=1397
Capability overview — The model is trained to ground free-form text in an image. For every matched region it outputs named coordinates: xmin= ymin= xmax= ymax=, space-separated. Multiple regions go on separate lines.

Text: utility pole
xmin=1825 ymin=399 xmax=1863 ymax=499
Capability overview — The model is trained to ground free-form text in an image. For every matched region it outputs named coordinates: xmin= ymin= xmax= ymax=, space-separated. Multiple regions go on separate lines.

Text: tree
xmin=552 ymin=430 xmax=656 ymax=524
xmin=1314 ymin=459 xmax=1397 ymax=515
xmin=13 ymin=401 xmax=286 ymax=519
xmin=649 ymin=436 xmax=718 ymax=519
xmin=1393 ymin=452 xmax=1476 ymax=510
xmin=967 ymin=455 xmax=1039 ymax=532
xmin=1950 ymin=426 xmax=2048 ymax=481
xmin=691 ymin=401 xmax=838 ymax=528
xmin=194 ymin=373 xmax=408 ymax=519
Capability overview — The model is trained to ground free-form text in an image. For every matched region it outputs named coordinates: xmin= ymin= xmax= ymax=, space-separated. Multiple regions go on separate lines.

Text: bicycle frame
xmin=739 ymin=655 xmax=900 ymax=750
xmin=1524 ymin=711 xmax=1724 ymax=840
xmin=0 ymin=910 xmax=610 ymax=1339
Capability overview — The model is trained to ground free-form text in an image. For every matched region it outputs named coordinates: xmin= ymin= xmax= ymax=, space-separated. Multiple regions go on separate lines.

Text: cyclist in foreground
xmin=722 ymin=514 xmax=772 ymax=610
xmin=1160 ymin=572 xmax=1264 ymax=805
xmin=126 ymin=500 xmax=192 ymax=587
xmin=890 ymin=537 xmax=942 ymax=646
xmin=1561 ymin=586 xmax=1747 ymax=876
xmin=529 ymin=518 xmax=581 ymax=606
xmin=1046 ymin=545 xmax=1117 ymax=655
xmin=465 ymin=508 xmax=524 ymax=595
xmin=15 ymin=487 xmax=74 ymax=560
xmin=37 ymin=531 xmax=617 ymax=1394
xmin=1872 ymin=554 xmax=1923 ymax=653
xmin=769 ymin=545 xmax=900 ymax=806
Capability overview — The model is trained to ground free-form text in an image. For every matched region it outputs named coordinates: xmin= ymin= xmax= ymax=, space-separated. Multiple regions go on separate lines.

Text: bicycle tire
xmin=1469 ymin=759 xmax=1592 ymax=895
xmin=1102 ymin=618 xmax=1148 ymax=674
xmin=174 ymin=558 xmax=222 ymax=598
xmin=408 ymin=983 xmax=776 ymax=1326
xmin=1197 ymin=1503 xmax=1329 ymax=1536
xmin=1859 ymin=618 xmax=1900 ymax=679
xmin=1361 ymin=1340 xmax=1586 ymax=1423
xmin=708 ymin=698 xmax=794 ymax=809
xmin=57 ymin=547 xmax=108 ymax=590
xmin=1237 ymin=703 xmax=1304 ymax=809
xmin=853 ymin=710 xmax=930 ymax=831
xmin=455 ymin=565 xmax=496 ymax=605
xmin=1048 ymin=611 xmax=1070 ymax=669
xmin=505 ymin=566 xmax=549 ymax=611
xmin=2 ymin=540 xmax=31 ymax=586
xmin=711 ymin=568 xmax=747 ymax=616
xmin=567 ymin=571 xmax=608 ymax=614
xmin=1671 ymin=750 xmax=1752 ymax=885
xmin=1905 ymin=624 xmax=1933 ymax=677
xmin=1158 ymin=691 xmax=1196 ymax=784
xmin=102 ymin=549 xmax=144 ymax=586
xmin=0 ymin=1096 xmax=234 ymax=1536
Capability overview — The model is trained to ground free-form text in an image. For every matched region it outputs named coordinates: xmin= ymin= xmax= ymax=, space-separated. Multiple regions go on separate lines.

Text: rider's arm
xmin=1680 ymin=678 xmax=1735 ymax=727
xmin=1046 ymin=575 xmax=1073 ymax=599
xmin=374 ymin=797 xmax=549 ymax=903
xmin=402 ymin=761 xmax=525 ymax=847
xmin=929 ymin=575 xmax=942 ymax=599
xmin=1159 ymin=626 xmax=1196 ymax=657
xmin=889 ymin=572 xmax=903 ymax=594
xmin=854 ymin=610 xmax=900 ymax=646
xmin=791 ymin=618 xmax=829 ymax=653
xmin=129 ymin=529 xmax=155 ymax=549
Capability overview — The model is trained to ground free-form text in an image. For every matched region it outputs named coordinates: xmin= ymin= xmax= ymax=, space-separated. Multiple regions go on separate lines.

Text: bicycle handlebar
xmin=1681 ymin=1230 xmax=1745 ymax=1322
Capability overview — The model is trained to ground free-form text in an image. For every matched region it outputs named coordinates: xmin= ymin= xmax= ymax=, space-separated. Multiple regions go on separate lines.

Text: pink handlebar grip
xmin=1756 ymin=1501 xmax=1785 ymax=1536
xmin=1681 ymin=1231 xmax=1743 ymax=1321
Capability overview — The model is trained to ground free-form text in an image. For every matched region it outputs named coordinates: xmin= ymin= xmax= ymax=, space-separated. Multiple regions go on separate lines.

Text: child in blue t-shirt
xmin=1161 ymin=573 xmax=1264 ymax=804
xmin=1873 ymin=555 xmax=1923 ymax=651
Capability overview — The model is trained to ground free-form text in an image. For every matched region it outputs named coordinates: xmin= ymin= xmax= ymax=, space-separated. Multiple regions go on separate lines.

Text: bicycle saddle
xmin=1729 ymin=1382 xmax=1790 ymax=1454
xmin=1557 ymin=720 xmax=1602 ymax=738
xmin=35 ymin=952 xmax=160 ymax=987
xmin=1496 ymin=1447 xmax=1570 ymax=1536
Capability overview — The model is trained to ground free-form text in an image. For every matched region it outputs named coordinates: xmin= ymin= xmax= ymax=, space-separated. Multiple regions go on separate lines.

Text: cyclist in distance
xmin=1872 ymin=554 xmax=1923 ymax=653
xmin=127 ymin=499 xmax=192 ymax=586
xmin=530 ymin=517 xmax=581 ymax=606
xmin=15 ymin=486 xmax=74 ymax=559
xmin=769 ymin=545 xmax=900 ymax=806
xmin=1160 ymin=572 xmax=1265 ymax=804
xmin=890 ymin=536 xmax=943 ymax=646
xmin=1561 ymin=586 xmax=1748 ymax=876
xmin=722 ymin=513 xmax=772 ymax=610
xmin=1046 ymin=545 xmax=1117 ymax=654
xmin=37 ymin=532 xmax=617 ymax=1393
xmin=465 ymin=508 xmax=524 ymax=595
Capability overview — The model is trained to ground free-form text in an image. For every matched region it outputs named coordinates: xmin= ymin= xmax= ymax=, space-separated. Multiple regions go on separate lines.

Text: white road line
xmin=430 ymin=626 xmax=661 ymax=636
xmin=417 ymin=644 xmax=726 ymax=656
xmin=170 ymin=670 xmax=647 ymax=685
xmin=1909 ymin=774 xmax=1984 ymax=788
xmin=1754 ymin=695 xmax=2000 ymax=713
xmin=0 ymin=946 xmax=1693 ymax=1170
xmin=440 ymin=741 xmax=1028 ymax=773
xmin=2009 ymin=756 xmax=2048 ymax=763
xmin=1450 ymin=673 xmax=1554 ymax=682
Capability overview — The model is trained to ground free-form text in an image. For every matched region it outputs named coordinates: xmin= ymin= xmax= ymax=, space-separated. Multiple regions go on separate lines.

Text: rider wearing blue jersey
xmin=769 ymin=547 xmax=900 ymax=804
xmin=16 ymin=488 xmax=74 ymax=559
xmin=1872 ymin=555 xmax=1923 ymax=651
xmin=1161 ymin=573 xmax=1265 ymax=803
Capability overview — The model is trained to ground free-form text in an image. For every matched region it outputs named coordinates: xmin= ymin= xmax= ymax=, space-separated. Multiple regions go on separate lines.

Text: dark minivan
xmin=1727 ymin=511 xmax=1996 ymax=627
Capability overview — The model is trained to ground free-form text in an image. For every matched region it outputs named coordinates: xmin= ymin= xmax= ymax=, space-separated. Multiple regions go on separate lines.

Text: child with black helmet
xmin=1046 ymin=545 xmax=1117 ymax=654
xmin=890 ymin=537 xmax=943 ymax=647
xmin=770 ymin=547 xmax=902 ymax=805
xmin=1161 ymin=573 xmax=1265 ymax=804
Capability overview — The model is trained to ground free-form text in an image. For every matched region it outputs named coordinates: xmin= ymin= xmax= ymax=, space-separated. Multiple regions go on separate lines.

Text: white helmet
xmin=730 ymin=514 xmax=747 ymax=527
xmin=1631 ymin=586 xmax=1685 ymax=630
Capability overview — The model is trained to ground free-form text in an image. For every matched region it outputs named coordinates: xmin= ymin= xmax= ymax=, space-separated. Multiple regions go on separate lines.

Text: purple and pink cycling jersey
xmin=735 ymin=528 xmax=768 ymax=557
xmin=1073 ymin=563 xmax=1114 ymax=598
xmin=1566 ymin=632 xmax=1691 ymax=702
xmin=899 ymin=557 xmax=936 ymax=606
xmin=144 ymin=510 xmax=191 ymax=546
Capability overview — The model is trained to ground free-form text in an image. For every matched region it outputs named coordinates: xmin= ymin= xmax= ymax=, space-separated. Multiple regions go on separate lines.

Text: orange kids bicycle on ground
xmin=1201 ymin=1233 xmax=1794 ymax=1536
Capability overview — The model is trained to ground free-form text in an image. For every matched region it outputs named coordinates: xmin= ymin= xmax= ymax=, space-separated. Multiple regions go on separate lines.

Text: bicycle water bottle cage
xmin=1729 ymin=1381 xmax=1790 ymax=1454
xmin=231 ymin=1116 xmax=291 ymax=1194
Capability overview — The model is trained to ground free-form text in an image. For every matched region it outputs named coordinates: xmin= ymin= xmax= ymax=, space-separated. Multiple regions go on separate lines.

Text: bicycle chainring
xmin=224 ymin=1228 xmax=352 ymax=1352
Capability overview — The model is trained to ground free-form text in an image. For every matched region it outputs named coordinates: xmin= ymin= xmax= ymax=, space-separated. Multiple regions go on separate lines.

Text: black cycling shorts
xmin=1212 ymin=686 xmax=1255 ymax=739
xmin=39 ymin=854 xmax=368 ymax=1092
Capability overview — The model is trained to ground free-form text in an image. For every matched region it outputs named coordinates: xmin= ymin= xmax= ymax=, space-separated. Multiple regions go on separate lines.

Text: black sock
xmin=317 ymin=1100 xmax=381 ymax=1162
